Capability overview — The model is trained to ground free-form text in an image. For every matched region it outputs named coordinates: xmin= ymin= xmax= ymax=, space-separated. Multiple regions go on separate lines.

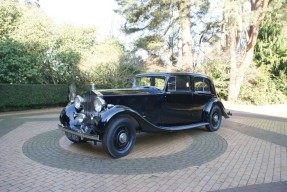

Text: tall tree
xmin=0 ymin=2 xmax=97 ymax=84
xmin=0 ymin=0 xmax=21 ymax=40
xmin=177 ymin=0 xmax=193 ymax=69
xmin=221 ymin=0 xmax=271 ymax=101
xmin=24 ymin=0 xmax=40 ymax=7
xmin=115 ymin=0 xmax=209 ymax=69
xmin=281 ymin=1 xmax=287 ymax=39
xmin=42 ymin=24 xmax=96 ymax=84
xmin=0 ymin=39 xmax=39 ymax=83
xmin=10 ymin=5 xmax=54 ymax=83
xmin=79 ymin=37 xmax=143 ymax=88
xmin=255 ymin=5 xmax=287 ymax=95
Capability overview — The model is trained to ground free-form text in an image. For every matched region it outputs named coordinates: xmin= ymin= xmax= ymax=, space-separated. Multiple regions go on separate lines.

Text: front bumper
xmin=58 ymin=124 xmax=100 ymax=141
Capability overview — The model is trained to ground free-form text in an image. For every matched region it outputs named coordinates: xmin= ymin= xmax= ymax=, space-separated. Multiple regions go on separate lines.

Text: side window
xmin=154 ymin=78 xmax=165 ymax=90
xmin=203 ymin=80 xmax=210 ymax=92
xmin=136 ymin=77 xmax=150 ymax=87
xmin=167 ymin=76 xmax=176 ymax=91
xmin=176 ymin=75 xmax=191 ymax=91
xmin=194 ymin=78 xmax=211 ymax=93
xmin=134 ymin=76 xmax=166 ymax=90
xmin=167 ymin=76 xmax=191 ymax=92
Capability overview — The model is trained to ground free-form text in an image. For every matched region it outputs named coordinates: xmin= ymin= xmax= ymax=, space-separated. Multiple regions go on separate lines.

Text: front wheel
xmin=102 ymin=116 xmax=136 ymax=158
xmin=206 ymin=105 xmax=222 ymax=132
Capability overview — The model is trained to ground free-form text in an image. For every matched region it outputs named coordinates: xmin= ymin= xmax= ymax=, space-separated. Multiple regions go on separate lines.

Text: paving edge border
xmin=22 ymin=129 xmax=227 ymax=175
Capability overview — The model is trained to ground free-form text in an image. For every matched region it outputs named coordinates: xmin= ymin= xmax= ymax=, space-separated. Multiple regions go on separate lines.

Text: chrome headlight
xmin=94 ymin=97 xmax=106 ymax=112
xmin=74 ymin=95 xmax=84 ymax=109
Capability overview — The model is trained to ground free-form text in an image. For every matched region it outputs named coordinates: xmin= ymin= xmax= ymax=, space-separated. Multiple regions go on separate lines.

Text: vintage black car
xmin=59 ymin=72 xmax=231 ymax=158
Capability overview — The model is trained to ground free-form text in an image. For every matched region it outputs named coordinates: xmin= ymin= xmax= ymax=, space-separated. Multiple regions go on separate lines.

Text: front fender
xmin=97 ymin=105 xmax=163 ymax=133
xmin=97 ymin=105 xmax=140 ymax=131
xmin=59 ymin=103 xmax=82 ymax=131
xmin=203 ymin=98 xmax=230 ymax=121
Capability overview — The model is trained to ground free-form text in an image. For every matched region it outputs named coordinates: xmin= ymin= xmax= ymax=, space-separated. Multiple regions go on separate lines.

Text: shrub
xmin=238 ymin=65 xmax=287 ymax=105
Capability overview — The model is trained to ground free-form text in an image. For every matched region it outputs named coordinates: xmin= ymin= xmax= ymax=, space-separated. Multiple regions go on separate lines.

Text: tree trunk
xmin=227 ymin=0 xmax=270 ymax=102
xmin=227 ymin=27 xmax=237 ymax=101
xmin=229 ymin=46 xmax=255 ymax=101
xmin=177 ymin=0 xmax=193 ymax=70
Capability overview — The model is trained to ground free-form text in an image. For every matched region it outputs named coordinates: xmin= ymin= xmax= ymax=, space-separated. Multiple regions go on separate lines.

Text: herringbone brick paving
xmin=0 ymin=106 xmax=286 ymax=192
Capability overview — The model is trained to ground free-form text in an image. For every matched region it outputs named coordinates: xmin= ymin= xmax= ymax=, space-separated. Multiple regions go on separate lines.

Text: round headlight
xmin=94 ymin=97 xmax=106 ymax=112
xmin=74 ymin=96 xmax=84 ymax=109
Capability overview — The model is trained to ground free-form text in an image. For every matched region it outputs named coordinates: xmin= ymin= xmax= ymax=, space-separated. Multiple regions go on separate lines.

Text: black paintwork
xmin=59 ymin=72 xmax=230 ymax=139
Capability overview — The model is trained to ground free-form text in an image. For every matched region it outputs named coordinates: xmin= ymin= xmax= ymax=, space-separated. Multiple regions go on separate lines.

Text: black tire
xmin=206 ymin=105 xmax=222 ymax=132
xmin=65 ymin=132 xmax=86 ymax=143
xmin=102 ymin=116 xmax=136 ymax=158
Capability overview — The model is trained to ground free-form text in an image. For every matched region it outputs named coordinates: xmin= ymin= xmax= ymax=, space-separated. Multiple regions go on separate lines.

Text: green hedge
xmin=0 ymin=84 xmax=69 ymax=112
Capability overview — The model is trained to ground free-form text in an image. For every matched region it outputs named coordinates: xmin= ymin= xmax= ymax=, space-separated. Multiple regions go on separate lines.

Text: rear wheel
xmin=102 ymin=116 xmax=136 ymax=158
xmin=206 ymin=105 xmax=222 ymax=132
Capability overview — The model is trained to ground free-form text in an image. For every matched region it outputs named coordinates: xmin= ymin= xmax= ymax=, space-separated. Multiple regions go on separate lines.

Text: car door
xmin=161 ymin=75 xmax=195 ymax=126
xmin=191 ymin=77 xmax=214 ymax=122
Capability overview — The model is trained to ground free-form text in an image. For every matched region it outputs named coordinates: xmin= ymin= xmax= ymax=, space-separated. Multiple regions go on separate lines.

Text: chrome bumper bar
xmin=58 ymin=124 xmax=100 ymax=141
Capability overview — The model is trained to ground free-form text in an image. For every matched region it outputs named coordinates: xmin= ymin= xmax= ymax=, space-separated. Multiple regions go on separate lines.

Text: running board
xmin=159 ymin=122 xmax=209 ymax=131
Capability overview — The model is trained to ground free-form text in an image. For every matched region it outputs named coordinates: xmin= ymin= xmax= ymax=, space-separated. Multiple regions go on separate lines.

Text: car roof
xmin=135 ymin=72 xmax=211 ymax=79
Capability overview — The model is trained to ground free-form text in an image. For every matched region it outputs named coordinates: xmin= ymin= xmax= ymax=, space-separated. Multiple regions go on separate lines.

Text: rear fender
xmin=203 ymin=98 xmax=230 ymax=121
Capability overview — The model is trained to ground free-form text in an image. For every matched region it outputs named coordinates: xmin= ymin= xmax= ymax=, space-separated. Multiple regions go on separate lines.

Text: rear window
xmin=194 ymin=78 xmax=211 ymax=93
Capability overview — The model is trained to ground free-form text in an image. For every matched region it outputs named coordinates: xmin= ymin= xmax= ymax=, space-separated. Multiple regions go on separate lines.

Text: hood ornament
xmin=91 ymin=83 xmax=96 ymax=91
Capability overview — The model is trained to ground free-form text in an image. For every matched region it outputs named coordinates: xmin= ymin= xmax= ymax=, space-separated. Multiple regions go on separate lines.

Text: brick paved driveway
xmin=0 ymin=107 xmax=286 ymax=192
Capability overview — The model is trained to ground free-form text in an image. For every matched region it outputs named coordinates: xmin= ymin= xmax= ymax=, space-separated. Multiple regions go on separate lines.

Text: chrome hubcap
xmin=119 ymin=132 xmax=128 ymax=144
xmin=213 ymin=114 xmax=219 ymax=122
